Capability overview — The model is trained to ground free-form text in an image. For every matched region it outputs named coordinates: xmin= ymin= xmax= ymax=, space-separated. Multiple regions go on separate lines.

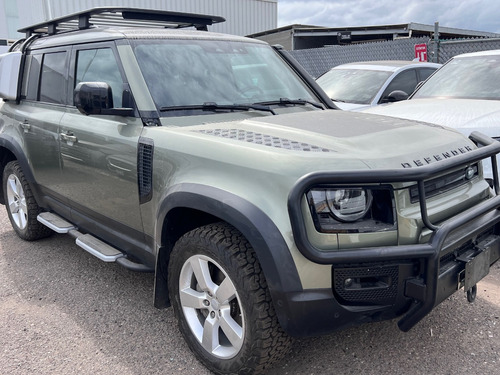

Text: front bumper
xmin=284 ymin=132 xmax=500 ymax=336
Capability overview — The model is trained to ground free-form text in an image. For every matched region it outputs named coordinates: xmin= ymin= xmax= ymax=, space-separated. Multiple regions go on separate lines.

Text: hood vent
xmin=196 ymin=129 xmax=332 ymax=152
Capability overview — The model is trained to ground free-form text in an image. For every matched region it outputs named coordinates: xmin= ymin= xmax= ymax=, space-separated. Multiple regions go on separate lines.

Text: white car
xmin=363 ymin=49 xmax=500 ymax=180
xmin=316 ymin=60 xmax=441 ymax=111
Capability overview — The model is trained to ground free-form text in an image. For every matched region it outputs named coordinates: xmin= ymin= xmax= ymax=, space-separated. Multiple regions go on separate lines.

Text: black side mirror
xmin=382 ymin=90 xmax=409 ymax=103
xmin=74 ymin=82 xmax=134 ymax=116
xmin=74 ymin=82 xmax=113 ymax=115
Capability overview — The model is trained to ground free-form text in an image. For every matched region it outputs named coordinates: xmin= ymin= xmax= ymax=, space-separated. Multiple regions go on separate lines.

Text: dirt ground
xmin=0 ymin=208 xmax=499 ymax=375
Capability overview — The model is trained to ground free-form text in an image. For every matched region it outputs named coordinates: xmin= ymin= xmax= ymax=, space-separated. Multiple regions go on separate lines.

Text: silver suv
xmin=1 ymin=8 xmax=500 ymax=375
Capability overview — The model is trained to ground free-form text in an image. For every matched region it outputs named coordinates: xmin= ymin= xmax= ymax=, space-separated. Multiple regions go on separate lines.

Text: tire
xmin=168 ymin=222 xmax=291 ymax=375
xmin=3 ymin=161 xmax=52 ymax=241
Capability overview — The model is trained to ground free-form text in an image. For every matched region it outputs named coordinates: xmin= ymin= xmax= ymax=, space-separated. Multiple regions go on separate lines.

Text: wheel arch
xmin=0 ymin=135 xmax=36 ymax=205
xmin=153 ymin=183 xmax=302 ymax=327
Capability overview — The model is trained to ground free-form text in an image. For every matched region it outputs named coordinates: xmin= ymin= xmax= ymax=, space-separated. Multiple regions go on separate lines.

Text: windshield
xmin=413 ymin=55 xmax=500 ymax=100
xmin=316 ymin=68 xmax=392 ymax=104
xmin=131 ymin=39 xmax=318 ymax=115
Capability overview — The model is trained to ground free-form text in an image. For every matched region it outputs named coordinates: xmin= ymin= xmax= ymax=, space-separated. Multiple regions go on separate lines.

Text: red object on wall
xmin=415 ymin=44 xmax=428 ymax=62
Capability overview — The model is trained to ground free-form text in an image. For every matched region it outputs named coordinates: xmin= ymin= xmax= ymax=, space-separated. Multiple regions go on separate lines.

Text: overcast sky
xmin=277 ymin=0 xmax=500 ymax=33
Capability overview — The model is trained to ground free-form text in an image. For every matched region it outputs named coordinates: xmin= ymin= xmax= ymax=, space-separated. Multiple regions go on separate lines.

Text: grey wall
xmin=0 ymin=0 xmax=277 ymax=39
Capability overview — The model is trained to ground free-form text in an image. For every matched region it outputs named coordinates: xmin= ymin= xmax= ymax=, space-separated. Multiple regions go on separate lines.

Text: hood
xmin=331 ymin=101 xmax=370 ymax=111
xmin=185 ymin=109 xmax=477 ymax=171
xmin=363 ymin=98 xmax=500 ymax=132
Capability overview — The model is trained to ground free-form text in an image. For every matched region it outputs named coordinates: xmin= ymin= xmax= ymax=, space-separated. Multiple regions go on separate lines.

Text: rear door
xmin=14 ymin=47 xmax=69 ymax=211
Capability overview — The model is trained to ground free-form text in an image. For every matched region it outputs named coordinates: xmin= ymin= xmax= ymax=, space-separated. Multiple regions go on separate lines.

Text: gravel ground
xmin=0 ymin=208 xmax=499 ymax=375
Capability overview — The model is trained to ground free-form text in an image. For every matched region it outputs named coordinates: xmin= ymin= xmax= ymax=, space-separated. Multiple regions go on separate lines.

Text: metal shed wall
xmin=2 ymin=0 xmax=277 ymax=39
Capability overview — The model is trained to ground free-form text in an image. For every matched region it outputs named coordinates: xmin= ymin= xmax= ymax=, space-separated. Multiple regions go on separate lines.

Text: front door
xmin=58 ymin=45 xmax=145 ymax=237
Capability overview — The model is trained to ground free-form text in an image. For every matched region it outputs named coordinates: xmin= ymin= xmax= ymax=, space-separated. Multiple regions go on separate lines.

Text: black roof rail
xmin=18 ymin=7 xmax=226 ymax=37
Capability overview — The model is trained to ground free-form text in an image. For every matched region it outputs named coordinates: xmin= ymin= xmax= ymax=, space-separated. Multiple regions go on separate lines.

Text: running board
xmin=76 ymin=234 xmax=124 ymax=262
xmin=37 ymin=212 xmax=76 ymax=233
xmin=36 ymin=212 xmax=153 ymax=272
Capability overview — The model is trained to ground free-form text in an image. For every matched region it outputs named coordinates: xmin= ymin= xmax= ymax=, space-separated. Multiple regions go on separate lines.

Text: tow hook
xmin=466 ymin=284 xmax=477 ymax=303
xmin=456 ymin=247 xmax=490 ymax=304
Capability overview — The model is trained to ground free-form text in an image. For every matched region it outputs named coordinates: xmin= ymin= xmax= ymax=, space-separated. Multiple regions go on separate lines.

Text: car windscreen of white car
xmin=413 ymin=55 xmax=500 ymax=100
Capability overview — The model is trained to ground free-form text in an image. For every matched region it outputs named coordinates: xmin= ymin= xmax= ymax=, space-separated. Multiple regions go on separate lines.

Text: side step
xmin=36 ymin=212 xmax=153 ymax=272
xmin=75 ymin=234 xmax=123 ymax=262
xmin=38 ymin=212 xmax=76 ymax=233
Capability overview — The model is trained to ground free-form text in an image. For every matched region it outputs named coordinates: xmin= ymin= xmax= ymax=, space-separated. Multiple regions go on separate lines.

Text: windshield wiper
xmin=255 ymin=97 xmax=325 ymax=109
xmin=159 ymin=102 xmax=276 ymax=115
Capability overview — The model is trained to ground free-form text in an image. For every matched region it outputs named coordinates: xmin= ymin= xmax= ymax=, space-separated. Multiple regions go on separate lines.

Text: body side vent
xmin=138 ymin=137 xmax=154 ymax=204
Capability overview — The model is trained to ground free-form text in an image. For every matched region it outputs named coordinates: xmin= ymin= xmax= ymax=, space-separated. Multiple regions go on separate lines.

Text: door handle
xmin=60 ymin=133 xmax=78 ymax=144
xmin=19 ymin=121 xmax=31 ymax=133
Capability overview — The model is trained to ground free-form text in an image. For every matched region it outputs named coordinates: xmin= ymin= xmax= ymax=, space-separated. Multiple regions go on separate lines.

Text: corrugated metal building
xmin=249 ymin=22 xmax=500 ymax=50
xmin=0 ymin=0 xmax=277 ymax=40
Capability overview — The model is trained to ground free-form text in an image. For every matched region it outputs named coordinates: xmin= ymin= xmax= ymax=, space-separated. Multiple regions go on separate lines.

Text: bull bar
xmin=288 ymin=131 xmax=500 ymax=331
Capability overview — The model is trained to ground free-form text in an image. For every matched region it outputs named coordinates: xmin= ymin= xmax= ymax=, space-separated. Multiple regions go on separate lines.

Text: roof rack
xmin=18 ymin=7 xmax=226 ymax=37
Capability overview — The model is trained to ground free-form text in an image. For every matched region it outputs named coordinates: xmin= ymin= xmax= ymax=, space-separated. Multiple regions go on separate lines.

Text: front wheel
xmin=3 ymin=161 xmax=52 ymax=241
xmin=168 ymin=223 xmax=291 ymax=374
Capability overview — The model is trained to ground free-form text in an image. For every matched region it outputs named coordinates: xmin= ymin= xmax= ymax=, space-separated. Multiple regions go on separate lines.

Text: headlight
xmin=325 ymin=188 xmax=372 ymax=222
xmin=307 ymin=187 xmax=396 ymax=234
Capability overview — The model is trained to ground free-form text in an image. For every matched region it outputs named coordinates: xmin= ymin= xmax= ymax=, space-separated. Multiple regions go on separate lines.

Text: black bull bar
xmin=288 ymin=131 xmax=500 ymax=331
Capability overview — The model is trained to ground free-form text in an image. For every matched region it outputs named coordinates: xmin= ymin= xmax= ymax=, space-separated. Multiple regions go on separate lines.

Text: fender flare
xmin=155 ymin=183 xmax=303 ymax=325
xmin=0 ymin=135 xmax=35 ymax=182
xmin=0 ymin=135 xmax=40 ymax=204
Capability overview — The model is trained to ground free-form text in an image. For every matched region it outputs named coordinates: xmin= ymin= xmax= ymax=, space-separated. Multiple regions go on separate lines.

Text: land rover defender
xmin=0 ymin=8 xmax=499 ymax=375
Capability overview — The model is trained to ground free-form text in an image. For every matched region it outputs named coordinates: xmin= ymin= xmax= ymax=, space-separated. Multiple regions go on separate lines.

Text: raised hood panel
xmin=185 ymin=110 xmax=477 ymax=171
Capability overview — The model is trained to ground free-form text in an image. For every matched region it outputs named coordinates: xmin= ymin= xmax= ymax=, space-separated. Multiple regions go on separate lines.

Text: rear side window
xmin=39 ymin=51 xmax=68 ymax=104
xmin=24 ymin=54 xmax=42 ymax=101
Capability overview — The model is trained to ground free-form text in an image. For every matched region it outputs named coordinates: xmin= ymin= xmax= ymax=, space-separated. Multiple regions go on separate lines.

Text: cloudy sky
xmin=277 ymin=0 xmax=500 ymax=33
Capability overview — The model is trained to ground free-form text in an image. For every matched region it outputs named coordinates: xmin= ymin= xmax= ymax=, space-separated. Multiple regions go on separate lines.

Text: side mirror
xmin=74 ymin=82 xmax=113 ymax=115
xmin=382 ymin=90 xmax=409 ymax=103
xmin=74 ymin=82 xmax=134 ymax=116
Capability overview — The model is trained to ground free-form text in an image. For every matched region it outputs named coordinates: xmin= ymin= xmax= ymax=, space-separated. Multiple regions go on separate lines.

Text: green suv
xmin=1 ymin=8 xmax=500 ymax=375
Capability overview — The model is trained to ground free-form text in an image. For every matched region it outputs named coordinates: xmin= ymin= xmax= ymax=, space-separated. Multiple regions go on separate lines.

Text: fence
xmin=288 ymin=37 xmax=500 ymax=78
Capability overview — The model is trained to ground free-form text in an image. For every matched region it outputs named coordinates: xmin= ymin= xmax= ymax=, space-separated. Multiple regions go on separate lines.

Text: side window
xmin=39 ymin=51 xmax=68 ymax=104
xmin=22 ymin=54 xmax=38 ymax=100
xmin=24 ymin=54 xmax=42 ymax=101
xmin=75 ymin=48 xmax=124 ymax=107
xmin=417 ymin=68 xmax=436 ymax=82
xmin=380 ymin=69 xmax=418 ymax=101
xmin=20 ymin=54 xmax=32 ymax=99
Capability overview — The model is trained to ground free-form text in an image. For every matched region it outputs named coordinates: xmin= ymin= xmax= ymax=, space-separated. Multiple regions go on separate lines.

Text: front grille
xmin=333 ymin=265 xmax=399 ymax=306
xmin=409 ymin=164 xmax=478 ymax=203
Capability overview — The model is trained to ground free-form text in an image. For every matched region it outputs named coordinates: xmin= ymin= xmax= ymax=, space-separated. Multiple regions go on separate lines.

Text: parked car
xmin=316 ymin=60 xmax=441 ymax=110
xmin=1 ymin=8 xmax=500 ymax=375
xmin=363 ymin=49 xmax=500 ymax=179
